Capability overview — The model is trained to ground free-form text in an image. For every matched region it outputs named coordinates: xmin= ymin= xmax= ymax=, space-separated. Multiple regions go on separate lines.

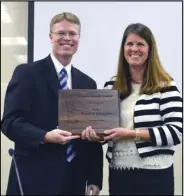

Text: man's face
xmin=50 ymin=20 xmax=80 ymax=59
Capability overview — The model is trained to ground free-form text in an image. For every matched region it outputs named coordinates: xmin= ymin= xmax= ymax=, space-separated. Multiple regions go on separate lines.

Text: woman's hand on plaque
xmin=81 ymin=126 xmax=102 ymax=142
xmin=103 ymin=128 xmax=135 ymax=141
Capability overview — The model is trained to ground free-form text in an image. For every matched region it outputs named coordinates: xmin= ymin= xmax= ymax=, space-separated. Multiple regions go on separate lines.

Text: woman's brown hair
xmin=113 ymin=23 xmax=172 ymax=99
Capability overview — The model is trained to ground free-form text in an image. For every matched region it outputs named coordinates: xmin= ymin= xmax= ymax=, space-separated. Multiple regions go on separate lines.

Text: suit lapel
xmin=41 ymin=55 xmax=59 ymax=100
xmin=71 ymin=66 xmax=81 ymax=89
xmin=40 ymin=59 xmax=82 ymax=99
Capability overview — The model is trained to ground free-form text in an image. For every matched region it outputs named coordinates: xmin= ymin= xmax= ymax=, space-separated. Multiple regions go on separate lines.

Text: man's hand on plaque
xmin=43 ymin=129 xmax=80 ymax=145
xmin=81 ymin=126 xmax=102 ymax=142
xmin=103 ymin=128 xmax=135 ymax=141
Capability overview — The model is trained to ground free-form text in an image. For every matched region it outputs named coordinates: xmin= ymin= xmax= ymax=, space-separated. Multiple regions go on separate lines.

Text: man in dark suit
xmin=1 ymin=12 xmax=103 ymax=195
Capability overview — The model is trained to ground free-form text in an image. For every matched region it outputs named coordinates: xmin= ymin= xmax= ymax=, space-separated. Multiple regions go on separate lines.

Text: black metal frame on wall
xmin=28 ymin=1 xmax=34 ymax=63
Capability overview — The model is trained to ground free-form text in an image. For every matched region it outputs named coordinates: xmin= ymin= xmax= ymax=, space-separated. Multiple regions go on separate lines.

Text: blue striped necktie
xmin=59 ymin=68 xmax=76 ymax=162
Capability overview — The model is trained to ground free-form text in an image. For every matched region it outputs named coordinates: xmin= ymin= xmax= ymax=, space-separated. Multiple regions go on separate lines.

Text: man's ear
xmin=49 ymin=33 xmax=53 ymax=43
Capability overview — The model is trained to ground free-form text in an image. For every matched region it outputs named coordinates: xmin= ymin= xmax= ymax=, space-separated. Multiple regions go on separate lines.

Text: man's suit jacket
xmin=1 ymin=55 xmax=103 ymax=195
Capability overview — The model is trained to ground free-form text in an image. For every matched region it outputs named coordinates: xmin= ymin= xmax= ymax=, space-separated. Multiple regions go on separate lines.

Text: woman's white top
xmin=110 ymin=83 xmax=173 ymax=170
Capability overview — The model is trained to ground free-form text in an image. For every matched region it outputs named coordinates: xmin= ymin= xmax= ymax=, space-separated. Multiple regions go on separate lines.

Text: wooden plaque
xmin=58 ymin=89 xmax=120 ymax=135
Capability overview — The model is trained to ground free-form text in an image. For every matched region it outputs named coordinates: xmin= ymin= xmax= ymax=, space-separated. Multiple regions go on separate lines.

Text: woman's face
xmin=124 ymin=33 xmax=149 ymax=68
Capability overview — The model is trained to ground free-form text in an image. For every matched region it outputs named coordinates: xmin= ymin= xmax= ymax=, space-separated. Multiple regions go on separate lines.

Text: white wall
xmin=34 ymin=2 xmax=183 ymax=195
xmin=34 ymin=2 xmax=182 ymax=91
xmin=1 ymin=2 xmax=28 ymax=195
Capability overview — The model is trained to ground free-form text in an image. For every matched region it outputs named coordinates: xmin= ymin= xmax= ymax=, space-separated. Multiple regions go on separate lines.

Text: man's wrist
xmin=43 ymin=132 xmax=50 ymax=143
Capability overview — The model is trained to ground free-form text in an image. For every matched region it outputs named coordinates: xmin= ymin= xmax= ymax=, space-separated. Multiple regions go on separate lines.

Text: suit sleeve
xmin=1 ymin=64 xmax=46 ymax=149
xmin=86 ymin=80 xmax=103 ymax=189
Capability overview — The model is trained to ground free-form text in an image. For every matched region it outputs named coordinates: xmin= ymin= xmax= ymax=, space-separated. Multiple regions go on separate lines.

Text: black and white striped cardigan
xmin=104 ymin=80 xmax=183 ymax=163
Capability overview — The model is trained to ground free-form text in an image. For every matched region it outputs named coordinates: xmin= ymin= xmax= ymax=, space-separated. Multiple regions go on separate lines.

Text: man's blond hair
xmin=50 ymin=12 xmax=81 ymax=33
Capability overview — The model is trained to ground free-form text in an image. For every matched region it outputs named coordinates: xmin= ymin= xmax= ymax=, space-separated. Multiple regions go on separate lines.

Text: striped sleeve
xmin=104 ymin=80 xmax=115 ymax=89
xmin=148 ymin=81 xmax=183 ymax=147
xmin=103 ymin=79 xmax=115 ymax=147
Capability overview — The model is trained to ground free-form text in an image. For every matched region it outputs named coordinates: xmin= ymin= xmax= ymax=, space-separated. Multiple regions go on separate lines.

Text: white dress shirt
xmin=50 ymin=53 xmax=72 ymax=89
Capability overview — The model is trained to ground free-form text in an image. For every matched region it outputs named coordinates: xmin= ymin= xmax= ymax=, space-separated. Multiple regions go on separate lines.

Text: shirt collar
xmin=50 ymin=53 xmax=72 ymax=77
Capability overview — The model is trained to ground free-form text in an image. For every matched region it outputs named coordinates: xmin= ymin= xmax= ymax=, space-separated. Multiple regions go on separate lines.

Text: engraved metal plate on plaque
xmin=58 ymin=89 xmax=120 ymax=135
